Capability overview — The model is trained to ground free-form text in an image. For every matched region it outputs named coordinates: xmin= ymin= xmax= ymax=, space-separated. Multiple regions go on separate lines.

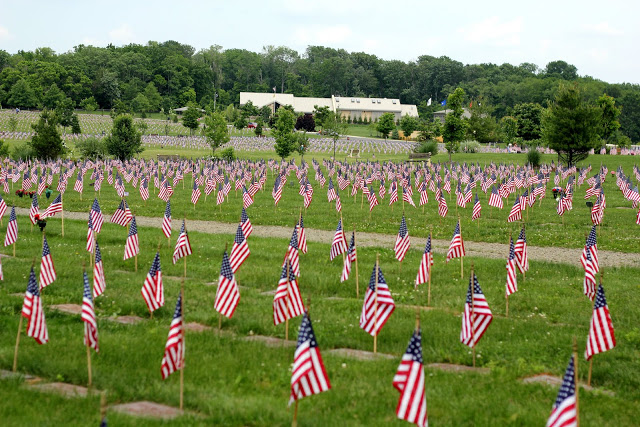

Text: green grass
xmin=0 ymin=215 xmax=639 ymax=425
xmin=4 ymin=150 xmax=639 ymax=254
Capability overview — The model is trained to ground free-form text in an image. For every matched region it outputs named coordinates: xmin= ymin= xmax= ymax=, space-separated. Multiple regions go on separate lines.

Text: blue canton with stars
xmin=553 ymin=356 xmax=576 ymax=408
xmin=296 ymin=312 xmax=318 ymax=349
xmin=404 ymin=329 xmax=423 ymax=363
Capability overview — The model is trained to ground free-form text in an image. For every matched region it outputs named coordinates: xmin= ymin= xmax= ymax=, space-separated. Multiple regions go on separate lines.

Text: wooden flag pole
xmin=13 ymin=317 xmax=23 ymax=372
xmin=522 ymin=224 xmax=527 ymax=284
xmin=588 ymin=272 xmax=603 ymax=386
xmin=100 ymin=391 xmax=107 ymax=423
xmin=292 ymin=400 xmax=299 ymax=427
xmin=84 ymin=263 xmax=93 ymax=389
xmin=459 ymin=216 xmax=464 ymax=279
xmin=354 ymin=226 xmax=359 ymax=298
xmin=61 ymin=193 xmax=65 ymax=237
xmin=285 ymin=258 xmax=291 ymax=343
xmin=427 ymin=229 xmax=432 ymax=307
xmin=179 ymin=283 xmax=185 ymax=411
xmin=471 ymin=262 xmax=476 ymax=368
xmin=373 ymin=253 xmax=379 ymax=354
xmin=573 ymin=336 xmax=579 ymax=427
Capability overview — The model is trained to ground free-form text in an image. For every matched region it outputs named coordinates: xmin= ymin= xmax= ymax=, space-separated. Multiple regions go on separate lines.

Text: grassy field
xmin=0 ymin=214 xmax=638 ymax=425
xmin=2 ymin=150 xmax=639 ymax=254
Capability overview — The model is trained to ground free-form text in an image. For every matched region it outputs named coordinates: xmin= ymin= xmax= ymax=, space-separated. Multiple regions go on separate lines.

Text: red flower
xmin=34 ymin=214 xmax=40 ymax=220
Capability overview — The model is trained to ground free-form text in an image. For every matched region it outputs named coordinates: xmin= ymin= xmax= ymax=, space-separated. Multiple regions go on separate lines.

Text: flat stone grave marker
xmin=110 ymin=401 xmax=183 ymax=420
xmin=325 ymin=348 xmax=395 ymax=361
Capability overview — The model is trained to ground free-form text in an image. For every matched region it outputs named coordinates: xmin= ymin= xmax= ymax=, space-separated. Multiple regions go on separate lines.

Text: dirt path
xmin=19 ymin=208 xmax=640 ymax=269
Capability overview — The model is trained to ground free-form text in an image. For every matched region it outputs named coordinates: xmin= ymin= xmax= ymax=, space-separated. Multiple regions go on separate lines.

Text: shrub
xmin=12 ymin=142 xmax=34 ymax=160
xmin=220 ymin=147 xmax=235 ymax=161
xmin=414 ymin=140 xmax=439 ymax=156
xmin=391 ymin=129 xmax=400 ymax=140
xmin=460 ymin=140 xmax=481 ymax=153
xmin=0 ymin=139 xmax=10 ymax=157
xmin=76 ymin=137 xmax=107 ymax=160
xmin=527 ymin=149 xmax=541 ymax=168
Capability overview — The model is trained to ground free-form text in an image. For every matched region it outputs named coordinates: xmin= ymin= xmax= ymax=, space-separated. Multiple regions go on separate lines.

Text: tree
xmin=42 ymin=83 xmax=66 ymax=109
xmin=619 ymin=91 xmax=640 ymax=142
xmin=542 ymin=84 xmax=601 ymax=166
xmin=272 ymin=108 xmax=297 ymax=159
xmin=376 ymin=112 xmax=396 ymax=139
xmin=295 ymin=131 xmax=309 ymax=157
xmin=544 ymin=60 xmax=578 ymax=80
xmin=417 ymin=118 xmax=442 ymax=141
xmin=182 ymin=103 xmax=201 ymax=135
xmin=242 ymin=100 xmax=258 ymax=117
xmin=399 ymin=114 xmax=418 ymax=141
xmin=465 ymin=101 xmax=497 ymax=143
xmin=70 ymin=114 xmax=82 ymax=134
xmin=500 ymin=116 xmax=519 ymax=145
xmin=313 ymin=105 xmax=332 ymax=130
xmin=80 ymin=96 xmax=99 ymax=112
xmin=323 ymin=111 xmax=348 ymax=159
xmin=0 ymin=139 xmax=10 ymax=158
xmin=29 ymin=109 xmax=64 ymax=159
xmin=203 ymin=111 xmax=229 ymax=153
xmin=105 ymin=114 xmax=143 ymax=160
xmin=234 ymin=115 xmax=248 ymax=130
xmin=76 ymin=137 xmax=106 ymax=159
xmin=54 ymin=97 xmax=75 ymax=133
xmin=144 ymin=82 xmax=163 ymax=112
xmin=131 ymin=94 xmax=151 ymax=116
xmin=254 ymin=117 xmax=264 ymax=137
xmin=259 ymin=105 xmax=272 ymax=123
xmin=596 ymin=94 xmax=621 ymax=144
xmin=295 ymin=114 xmax=316 ymax=132
xmin=442 ymin=87 xmax=468 ymax=160
xmin=512 ymin=103 xmax=543 ymax=141
xmin=8 ymin=79 xmax=38 ymax=108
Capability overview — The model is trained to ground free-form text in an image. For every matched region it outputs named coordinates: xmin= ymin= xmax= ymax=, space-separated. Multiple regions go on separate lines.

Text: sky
xmin=0 ymin=0 xmax=638 ymax=84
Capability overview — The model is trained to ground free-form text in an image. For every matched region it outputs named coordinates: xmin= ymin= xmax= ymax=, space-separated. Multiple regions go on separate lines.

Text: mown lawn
xmin=0 ymin=215 xmax=638 ymax=425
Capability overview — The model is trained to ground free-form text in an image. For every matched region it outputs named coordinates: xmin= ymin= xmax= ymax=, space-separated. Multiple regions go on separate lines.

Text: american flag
xmin=190 ymin=181 xmax=201 ymax=205
xmin=460 ymin=273 xmax=493 ymax=348
xmin=172 ymin=220 xmax=192 ymax=264
xmin=367 ymin=187 xmax=379 ymax=211
xmin=124 ymin=216 xmax=139 ymax=260
xmin=111 ymin=199 xmax=132 ymax=227
xmin=514 ymin=226 xmax=529 ymax=274
xmin=507 ymin=195 xmax=522 ymax=222
xmin=162 ymin=200 xmax=172 ymax=238
xmin=0 ymin=194 xmax=7 ymax=221
xmin=437 ymin=186 xmax=448 ymax=217
xmin=379 ymin=179 xmax=386 ymax=199
xmin=327 ymin=178 xmax=337 ymax=202
xmin=584 ymin=280 xmax=613 ymax=362
xmin=141 ymin=252 xmax=164 ymax=313
xmin=393 ymin=329 xmax=428 ymax=427
xmin=29 ymin=194 xmax=39 ymax=225
xmin=488 ymin=186 xmax=503 ymax=209
xmin=229 ymin=224 xmax=250 ymax=273
xmin=4 ymin=206 xmax=18 ymax=247
xmin=335 ymin=191 xmax=342 ymax=212
xmin=272 ymin=176 xmax=283 ymax=205
xmin=214 ymin=251 xmax=240 ymax=319
xmin=297 ymin=215 xmax=307 ymax=254
xmin=446 ymin=221 xmax=465 ymax=262
xmin=506 ymin=236 xmax=517 ymax=296
xmin=158 ymin=180 xmax=173 ymax=202
xmin=283 ymin=226 xmax=301 ymax=277
xmin=90 ymin=198 xmax=104 ymax=234
xmin=402 ymin=184 xmax=416 ymax=207
xmin=289 ymin=312 xmax=331 ymax=405
xmin=273 ymin=262 xmax=305 ymax=325
xmin=359 ymin=264 xmax=395 ymax=336
xmin=114 ymin=174 xmax=125 ymax=197
xmin=241 ymin=207 xmax=253 ymax=238
xmin=546 ymin=356 xmax=577 ymax=427
xmin=591 ymin=193 xmax=604 ymax=225
xmin=22 ymin=267 xmax=48 ymax=344
xmin=389 ymin=181 xmax=398 ymax=205
xmin=82 ymin=271 xmax=99 ymax=352
xmin=415 ymin=234 xmax=433 ymax=287
xmin=42 ymin=194 xmax=62 ymax=218
xmin=161 ymin=293 xmax=184 ymax=380
xmin=472 ymin=193 xmax=481 ymax=220
xmin=341 ymin=231 xmax=356 ymax=282
xmin=22 ymin=267 xmax=49 ymax=344
xmin=580 ymin=226 xmax=598 ymax=300
xmin=39 ymin=235 xmax=56 ymax=289
xmin=330 ymin=219 xmax=348 ymax=261
xmin=394 ymin=215 xmax=411 ymax=262
xmin=139 ymin=177 xmax=149 ymax=201
xmin=93 ymin=242 xmax=106 ymax=298
xmin=22 ymin=171 xmax=31 ymax=191
xmin=74 ymin=171 xmax=84 ymax=194
xmin=242 ymin=185 xmax=253 ymax=209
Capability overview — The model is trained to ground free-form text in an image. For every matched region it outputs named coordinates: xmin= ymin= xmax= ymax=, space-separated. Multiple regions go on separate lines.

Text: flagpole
xmin=354 ymin=226 xmax=359 ymax=299
xmin=292 ymin=400 xmax=299 ymax=427
xmin=522 ymin=224 xmax=527 ymax=284
xmin=459 ymin=216 xmax=463 ymax=279
xmin=61 ymin=193 xmax=64 ymax=237
xmin=506 ymin=233 xmax=511 ymax=318
xmin=179 ymin=282 xmax=184 ymax=411
xmin=340 ymin=213 xmax=346 ymax=265
xmin=588 ymin=272 xmax=603 ymax=386
xmin=285 ymin=258 xmax=291 ymax=343
xmin=470 ymin=262 xmax=476 ymax=368
xmin=573 ymin=336 xmax=579 ymax=427
xmin=14 ymin=259 xmax=35 ymax=372
xmin=427 ymin=229 xmax=432 ymax=307
xmin=373 ymin=253 xmax=379 ymax=354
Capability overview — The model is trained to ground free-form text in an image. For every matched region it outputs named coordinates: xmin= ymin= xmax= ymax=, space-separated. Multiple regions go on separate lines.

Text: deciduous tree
xmin=376 ymin=112 xmax=396 ymax=139
xmin=204 ymin=111 xmax=230 ymax=153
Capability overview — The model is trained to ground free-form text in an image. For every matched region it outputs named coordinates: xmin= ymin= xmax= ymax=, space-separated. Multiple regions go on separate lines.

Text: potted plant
xmin=34 ymin=214 xmax=47 ymax=232
xmin=45 ymin=185 xmax=52 ymax=199
xmin=15 ymin=189 xmax=24 ymax=198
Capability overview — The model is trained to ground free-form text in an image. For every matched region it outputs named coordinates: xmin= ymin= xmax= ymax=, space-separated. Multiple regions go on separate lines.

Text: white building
xmin=239 ymin=92 xmax=419 ymax=121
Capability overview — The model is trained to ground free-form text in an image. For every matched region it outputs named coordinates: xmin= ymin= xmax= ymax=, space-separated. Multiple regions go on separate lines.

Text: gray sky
xmin=1 ymin=0 xmax=637 ymax=84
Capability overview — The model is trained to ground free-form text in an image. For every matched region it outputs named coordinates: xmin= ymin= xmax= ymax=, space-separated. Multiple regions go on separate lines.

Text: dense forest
xmin=1 ymin=40 xmax=639 ymax=141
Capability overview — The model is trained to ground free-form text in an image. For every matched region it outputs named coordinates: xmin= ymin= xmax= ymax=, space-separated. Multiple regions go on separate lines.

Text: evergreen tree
xmin=30 ymin=109 xmax=64 ymax=159
xmin=105 ymin=114 xmax=143 ymax=160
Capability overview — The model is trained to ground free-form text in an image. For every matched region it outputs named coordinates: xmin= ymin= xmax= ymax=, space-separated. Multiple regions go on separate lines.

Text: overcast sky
xmin=1 ymin=0 xmax=637 ymax=84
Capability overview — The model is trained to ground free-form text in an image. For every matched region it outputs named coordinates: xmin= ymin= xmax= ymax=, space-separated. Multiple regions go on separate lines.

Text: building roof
xmin=240 ymin=92 xmax=419 ymax=117
xmin=433 ymin=108 xmax=472 ymax=119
